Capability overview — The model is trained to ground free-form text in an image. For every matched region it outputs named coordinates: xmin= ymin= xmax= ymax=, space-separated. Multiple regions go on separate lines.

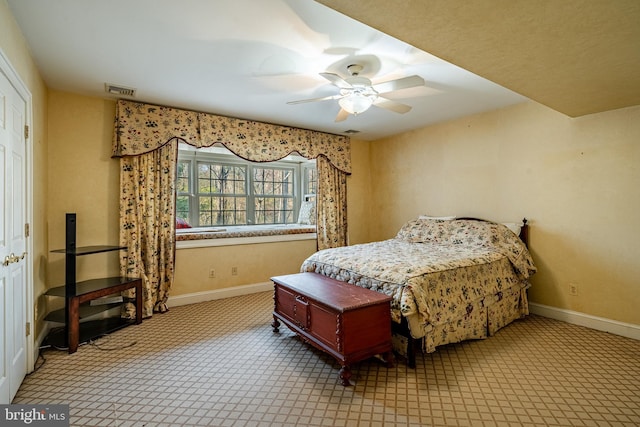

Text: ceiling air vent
xmin=104 ymin=83 xmax=137 ymax=97
xmin=343 ymin=130 xmax=360 ymax=135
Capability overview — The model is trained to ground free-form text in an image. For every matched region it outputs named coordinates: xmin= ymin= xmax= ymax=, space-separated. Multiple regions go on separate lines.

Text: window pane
xmin=208 ymin=164 xmax=244 ymax=194
xmin=254 ymin=196 xmax=294 ymax=224
xmin=306 ymin=167 xmax=317 ymax=195
xmin=176 ymin=161 xmax=190 ymax=193
xmin=198 ymin=164 xmax=214 ymax=193
xmin=252 ymin=167 xmax=294 ymax=224
xmin=199 ymin=211 xmax=212 ymax=226
xmin=176 ymin=195 xmax=189 ymax=221
xmin=198 ymin=195 xmax=248 ymax=226
xmin=254 ymin=167 xmax=293 ymax=196
xmin=253 ymin=169 xmax=265 ymax=194
xmin=198 ymin=164 xmax=246 ymax=195
xmin=198 ymin=196 xmax=212 ymax=226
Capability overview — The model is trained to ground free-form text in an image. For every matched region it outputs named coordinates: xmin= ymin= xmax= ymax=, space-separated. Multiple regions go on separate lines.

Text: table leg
xmin=68 ymin=297 xmax=80 ymax=354
xmin=407 ymin=337 xmax=417 ymax=369
xmin=339 ymin=365 xmax=352 ymax=386
xmin=271 ymin=316 xmax=280 ymax=333
xmin=383 ymin=351 xmax=395 ymax=368
xmin=134 ymin=280 xmax=143 ymax=324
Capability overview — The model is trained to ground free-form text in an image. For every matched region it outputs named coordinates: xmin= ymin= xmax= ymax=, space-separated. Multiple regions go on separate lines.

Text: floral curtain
xmin=112 ymin=100 xmax=351 ymax=173
xmin=113 ymin=100 xmax=351 ymax=316
xmin=119 ymin=140 xmax=178 ymax=318
xmin=316 ymin=156 xmax=348 ymax=249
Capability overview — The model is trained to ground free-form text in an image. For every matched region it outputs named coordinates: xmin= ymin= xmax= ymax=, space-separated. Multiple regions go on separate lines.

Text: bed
xmin=300 ymin=216 xmax=537 ymax=367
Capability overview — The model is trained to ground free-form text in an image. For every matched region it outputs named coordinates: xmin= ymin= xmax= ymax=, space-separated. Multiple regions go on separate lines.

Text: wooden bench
xmin=271 ymin=272 xmax=394 ymax=386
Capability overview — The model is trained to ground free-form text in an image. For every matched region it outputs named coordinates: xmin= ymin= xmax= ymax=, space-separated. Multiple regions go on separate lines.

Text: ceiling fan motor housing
xmin=346 ymin=63 xmax=365 ymax=75
xmin=346 ymin=76 xmax=372 ymax=88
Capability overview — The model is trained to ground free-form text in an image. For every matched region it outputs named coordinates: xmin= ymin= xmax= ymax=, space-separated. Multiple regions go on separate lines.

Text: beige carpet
xmin=14 ymin=291 xmax=640 ymax=426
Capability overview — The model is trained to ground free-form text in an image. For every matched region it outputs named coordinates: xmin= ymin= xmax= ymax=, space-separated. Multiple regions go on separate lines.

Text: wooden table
xmin=271 ymin=272 xmax=393 ymax=386
xmin=47 ymin=276 xmax=143 ymax=353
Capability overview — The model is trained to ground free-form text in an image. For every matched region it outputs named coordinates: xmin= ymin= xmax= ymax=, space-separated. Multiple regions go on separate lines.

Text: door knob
xmin=2 ymin=252 xmax=26 ymax=267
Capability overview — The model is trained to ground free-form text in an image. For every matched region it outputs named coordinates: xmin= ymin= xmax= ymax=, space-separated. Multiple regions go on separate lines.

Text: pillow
xmin=449 ymin=220 xmax=499 ymax=246
xmin=501 ymin=222 xmax=523 ymax=236
xmin=395 ymin=217 xmax=453 ymax=243
xmin=418 ymin=215 xmax=456 ymax=221
xmin=297 ymin=201 xmax=316 ymax=225
xmin=176 ymin=217 xmax=192 ymax=229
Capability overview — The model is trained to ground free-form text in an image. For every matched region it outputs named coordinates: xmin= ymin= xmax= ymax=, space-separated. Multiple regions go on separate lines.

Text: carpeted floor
xmin=14 ymin=291 xmax=640 ymax=426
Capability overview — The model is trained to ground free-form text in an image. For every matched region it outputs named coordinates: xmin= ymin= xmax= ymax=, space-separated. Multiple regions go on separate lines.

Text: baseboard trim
xmin=529 ymin=302 xmax=640 ymax=341
xmin=168 ymin=282 xmax=273 ymax=308
xmin=32 ymin=322 xmax=51 ymax=371
xmin=168 ymin=291 xmax=640 ymax=341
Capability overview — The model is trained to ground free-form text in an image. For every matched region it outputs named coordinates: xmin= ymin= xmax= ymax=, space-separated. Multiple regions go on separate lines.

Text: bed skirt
xmin=393 ymin=283 xmax=530 ymax=358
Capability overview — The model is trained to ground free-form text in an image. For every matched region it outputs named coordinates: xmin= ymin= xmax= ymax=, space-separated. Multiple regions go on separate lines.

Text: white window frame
xmin=177 ymin=144 xmax=315 ymax=231
xmin=302 ymin=162 xmax=318 ymax=203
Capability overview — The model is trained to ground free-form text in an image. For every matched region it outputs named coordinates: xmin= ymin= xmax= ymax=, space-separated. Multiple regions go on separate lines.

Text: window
xmin=198 ymin=162 xmax=247 ymax=225
xmin=303 ymin=164 xmax=317 ymax=203
xmin=252 ymin=166 xmax=294 ymax=224
xmin=176 ymin=144 xmax=315 ymax=228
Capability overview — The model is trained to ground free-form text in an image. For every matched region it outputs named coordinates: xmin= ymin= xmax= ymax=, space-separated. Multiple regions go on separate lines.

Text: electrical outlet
xmin=569 ymin=283 xmax=578 ymax=296
xmin=209 ymin=269 xmax=216 ymax=278
xmin=231 ymin=267 xmax=238 ymax=276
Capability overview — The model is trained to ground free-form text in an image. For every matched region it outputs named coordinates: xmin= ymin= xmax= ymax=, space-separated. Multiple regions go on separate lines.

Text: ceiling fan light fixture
xmin=288 ymin=63 xmax=421 ymax=120
xmin=339 ymin=92 xmax=375 ymax=115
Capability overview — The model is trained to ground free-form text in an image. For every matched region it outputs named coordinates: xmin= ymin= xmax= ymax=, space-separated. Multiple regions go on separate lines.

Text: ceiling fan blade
xmin=372 ymin=75 xmax=425 ymax=95
xmin=373 ymin=97 xmax=412 ymax=114
xmin=335 ymin=108 xmax=350 ymax=122
xmin=287 ymin=94 xmax=342 ymax=105
xmin=320 ymin=72 xmax=353 ymax=89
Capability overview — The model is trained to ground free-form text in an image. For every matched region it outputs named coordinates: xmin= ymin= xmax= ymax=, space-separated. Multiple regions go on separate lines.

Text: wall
xmin=0 ymin=0 xmax=49 ymax=338
xmin=346 ymin=138 xmax=373 ymax=244
xmin=173 ymin=239 xmax=316 ymax=296
xmin=46 ymin=92 xmax=120 ymax=290
xmin=370 ymin=101 xmax=640 ymax=325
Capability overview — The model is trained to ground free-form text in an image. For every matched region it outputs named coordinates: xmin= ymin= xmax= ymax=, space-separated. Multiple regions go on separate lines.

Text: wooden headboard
xmin=519 ymin=218 xmax=530 ymax=247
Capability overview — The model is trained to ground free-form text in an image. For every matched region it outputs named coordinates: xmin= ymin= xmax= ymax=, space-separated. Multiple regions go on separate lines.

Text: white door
xmin=0 ymin=64 xmax=28 ymax=404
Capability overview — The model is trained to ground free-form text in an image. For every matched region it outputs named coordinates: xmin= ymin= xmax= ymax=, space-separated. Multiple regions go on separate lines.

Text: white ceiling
xmin=6 ymin=0 xmax=527 ymax=140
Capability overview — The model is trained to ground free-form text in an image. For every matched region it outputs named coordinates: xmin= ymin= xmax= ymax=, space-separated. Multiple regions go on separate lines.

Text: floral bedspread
xmin=300 ymin=219 xmax=537 ymax=339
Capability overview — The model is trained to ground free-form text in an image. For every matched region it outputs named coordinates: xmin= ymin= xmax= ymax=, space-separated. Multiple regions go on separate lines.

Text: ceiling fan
xmin=287 ymin=64 xmax=425 ymax=122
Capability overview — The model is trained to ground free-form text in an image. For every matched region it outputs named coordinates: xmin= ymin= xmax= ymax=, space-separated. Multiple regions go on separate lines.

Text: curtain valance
xmin=112 ymin=100 xmax=351 ymax=174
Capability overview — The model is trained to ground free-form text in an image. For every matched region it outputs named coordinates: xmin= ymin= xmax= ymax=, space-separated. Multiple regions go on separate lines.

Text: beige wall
xmin=346 ymin=138 xmax=373 ymax=244
xmin=46 ymin=92 xmax=120 ymax=288
xmin=1 ymin=0 xmax=49 ymax=337
xmin=174 ymin=240 xmax=316 ymax=295
xmin=370 ymin=101 xmax=640 ymax=325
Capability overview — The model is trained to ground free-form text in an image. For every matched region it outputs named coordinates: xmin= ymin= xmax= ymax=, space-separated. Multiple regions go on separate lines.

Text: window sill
xmin=176 ymin=224 xmax=317 ymax=249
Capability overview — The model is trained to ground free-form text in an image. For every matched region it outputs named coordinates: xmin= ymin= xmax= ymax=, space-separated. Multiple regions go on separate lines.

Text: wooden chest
xmin=271 ymin=272 xmax=393 ymax=386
